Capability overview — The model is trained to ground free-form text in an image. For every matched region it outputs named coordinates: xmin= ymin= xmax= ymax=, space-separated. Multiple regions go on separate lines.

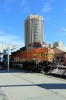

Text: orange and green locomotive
xmin=10 ymin=42 xmax=58 ymax=74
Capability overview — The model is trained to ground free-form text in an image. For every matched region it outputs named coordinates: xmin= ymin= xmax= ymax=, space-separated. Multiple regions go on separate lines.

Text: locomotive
xmin=10 ymin=42 xmax=58 ymax=74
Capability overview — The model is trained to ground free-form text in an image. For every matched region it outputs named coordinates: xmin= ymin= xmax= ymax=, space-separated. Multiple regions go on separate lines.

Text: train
xmin=10 ymin=42 xmax=58 ymax=74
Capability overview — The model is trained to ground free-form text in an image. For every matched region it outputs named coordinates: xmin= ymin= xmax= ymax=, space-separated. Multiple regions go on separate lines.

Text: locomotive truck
xmin=10 ymin=42 xmax=58 ymax=74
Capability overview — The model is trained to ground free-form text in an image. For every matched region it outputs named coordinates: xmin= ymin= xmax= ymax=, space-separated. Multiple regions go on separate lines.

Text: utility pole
xmin=7 ymin=47 xmax=9 ymax=72
xmin=7 ymin=45 xmax=18 ymax=72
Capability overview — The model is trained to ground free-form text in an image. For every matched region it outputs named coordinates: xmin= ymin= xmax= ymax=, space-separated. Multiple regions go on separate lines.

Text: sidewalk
xmin=0 ymin=68 xmax=66 ymax=100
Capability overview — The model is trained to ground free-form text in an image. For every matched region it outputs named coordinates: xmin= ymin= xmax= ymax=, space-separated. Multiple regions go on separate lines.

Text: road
xmin=0 ymin=68 xmax=66 ymax=100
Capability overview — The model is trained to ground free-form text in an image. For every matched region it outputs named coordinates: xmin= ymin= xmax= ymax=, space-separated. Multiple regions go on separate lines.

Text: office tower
xmin=24 ymin=14 xmax=44 ymax=49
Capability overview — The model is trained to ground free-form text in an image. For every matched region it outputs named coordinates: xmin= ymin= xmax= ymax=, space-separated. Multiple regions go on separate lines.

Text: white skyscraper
xmin=24 ymin=14 xmax=44 ymax=49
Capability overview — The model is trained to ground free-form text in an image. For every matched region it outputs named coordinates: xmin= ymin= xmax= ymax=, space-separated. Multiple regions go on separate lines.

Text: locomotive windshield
xmin=33 ymin=43 xmax=42 ymax=48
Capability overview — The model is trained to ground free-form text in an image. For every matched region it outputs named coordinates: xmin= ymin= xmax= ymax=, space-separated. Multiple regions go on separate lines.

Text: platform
xmin=0 ymin=68 xmax=66 ymax=100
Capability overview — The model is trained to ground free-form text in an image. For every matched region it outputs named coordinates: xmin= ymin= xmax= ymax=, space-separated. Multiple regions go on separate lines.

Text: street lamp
xmin=7 ymin=45 xmax=18 ymax=72
xmin=7 ymin=47 xmax=9 ymax=72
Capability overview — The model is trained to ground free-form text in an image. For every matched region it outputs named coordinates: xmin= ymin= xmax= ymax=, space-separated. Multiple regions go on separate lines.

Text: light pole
xmin=7 ymin=47 xmax=9 ymax=72
xmin=7 ymin=45 xmax=18 ymax=72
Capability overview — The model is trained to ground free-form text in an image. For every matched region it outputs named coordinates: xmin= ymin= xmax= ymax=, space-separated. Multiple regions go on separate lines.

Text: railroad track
xmin=11 ymin=68 xmax=66 ymax=82
xmin=22 ymin=69 xmax=66 ymax=80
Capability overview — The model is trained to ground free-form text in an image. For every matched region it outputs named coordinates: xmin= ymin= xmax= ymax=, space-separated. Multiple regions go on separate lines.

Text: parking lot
xmin=0 ymin=68 xmax=66 ymax=100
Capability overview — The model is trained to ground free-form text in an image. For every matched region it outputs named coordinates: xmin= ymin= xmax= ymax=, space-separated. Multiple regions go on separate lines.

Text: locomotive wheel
xmin=41 ymin=66 xmax=48 ymax=74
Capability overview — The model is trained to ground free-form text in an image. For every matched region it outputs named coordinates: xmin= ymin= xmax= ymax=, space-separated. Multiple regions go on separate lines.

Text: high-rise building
xmin=24 ymin=14 xmax=44 ymax=49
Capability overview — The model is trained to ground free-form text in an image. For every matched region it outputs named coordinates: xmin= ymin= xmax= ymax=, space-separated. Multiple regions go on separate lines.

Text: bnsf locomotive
xmin=10 ymin=42 xmax=58 ymax=74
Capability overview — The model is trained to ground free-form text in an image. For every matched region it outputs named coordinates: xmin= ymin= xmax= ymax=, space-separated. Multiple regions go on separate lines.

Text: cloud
xmin=20 ymin=0 xmax=30 ymax=13
xmin=57 ymin=28 xmax=66 ymax=35
xmin=20 ymin=0 xmax=27 ymax=8
xmin=57 ymin=33 xmax=66 ymax=35
xmin=42 ymin=2 xmax=52 ymax=13
xmin=23 ymin=6 xmax=30 ymax=12
xmin=61 ymin=28 xmax=66 ymax=32
xmin=44 ymin=16 xmax=51 ymax=20
xmin=0 ymin=30 xmax=4 ymax=34
xmin=5 ymin=0 xmax=12 ymax=12
xmin=0 ymin=30 xmax=24 ymax=47
xmin=5 ymin=0 xmax=16 ymax=12
xmin=0 ymin=34 xmax=24 ymax=46
xmin=5 ymin=0 xmax=30 ymax=13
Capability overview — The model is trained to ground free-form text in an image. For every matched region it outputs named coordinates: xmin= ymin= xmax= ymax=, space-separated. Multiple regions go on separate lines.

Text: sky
xmin=0 ymin=0 xmax=66 ymax=49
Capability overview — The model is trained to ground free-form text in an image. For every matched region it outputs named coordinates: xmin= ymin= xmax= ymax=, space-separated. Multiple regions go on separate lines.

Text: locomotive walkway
xmin=0 ymin=68 xmax=66 ymax=100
